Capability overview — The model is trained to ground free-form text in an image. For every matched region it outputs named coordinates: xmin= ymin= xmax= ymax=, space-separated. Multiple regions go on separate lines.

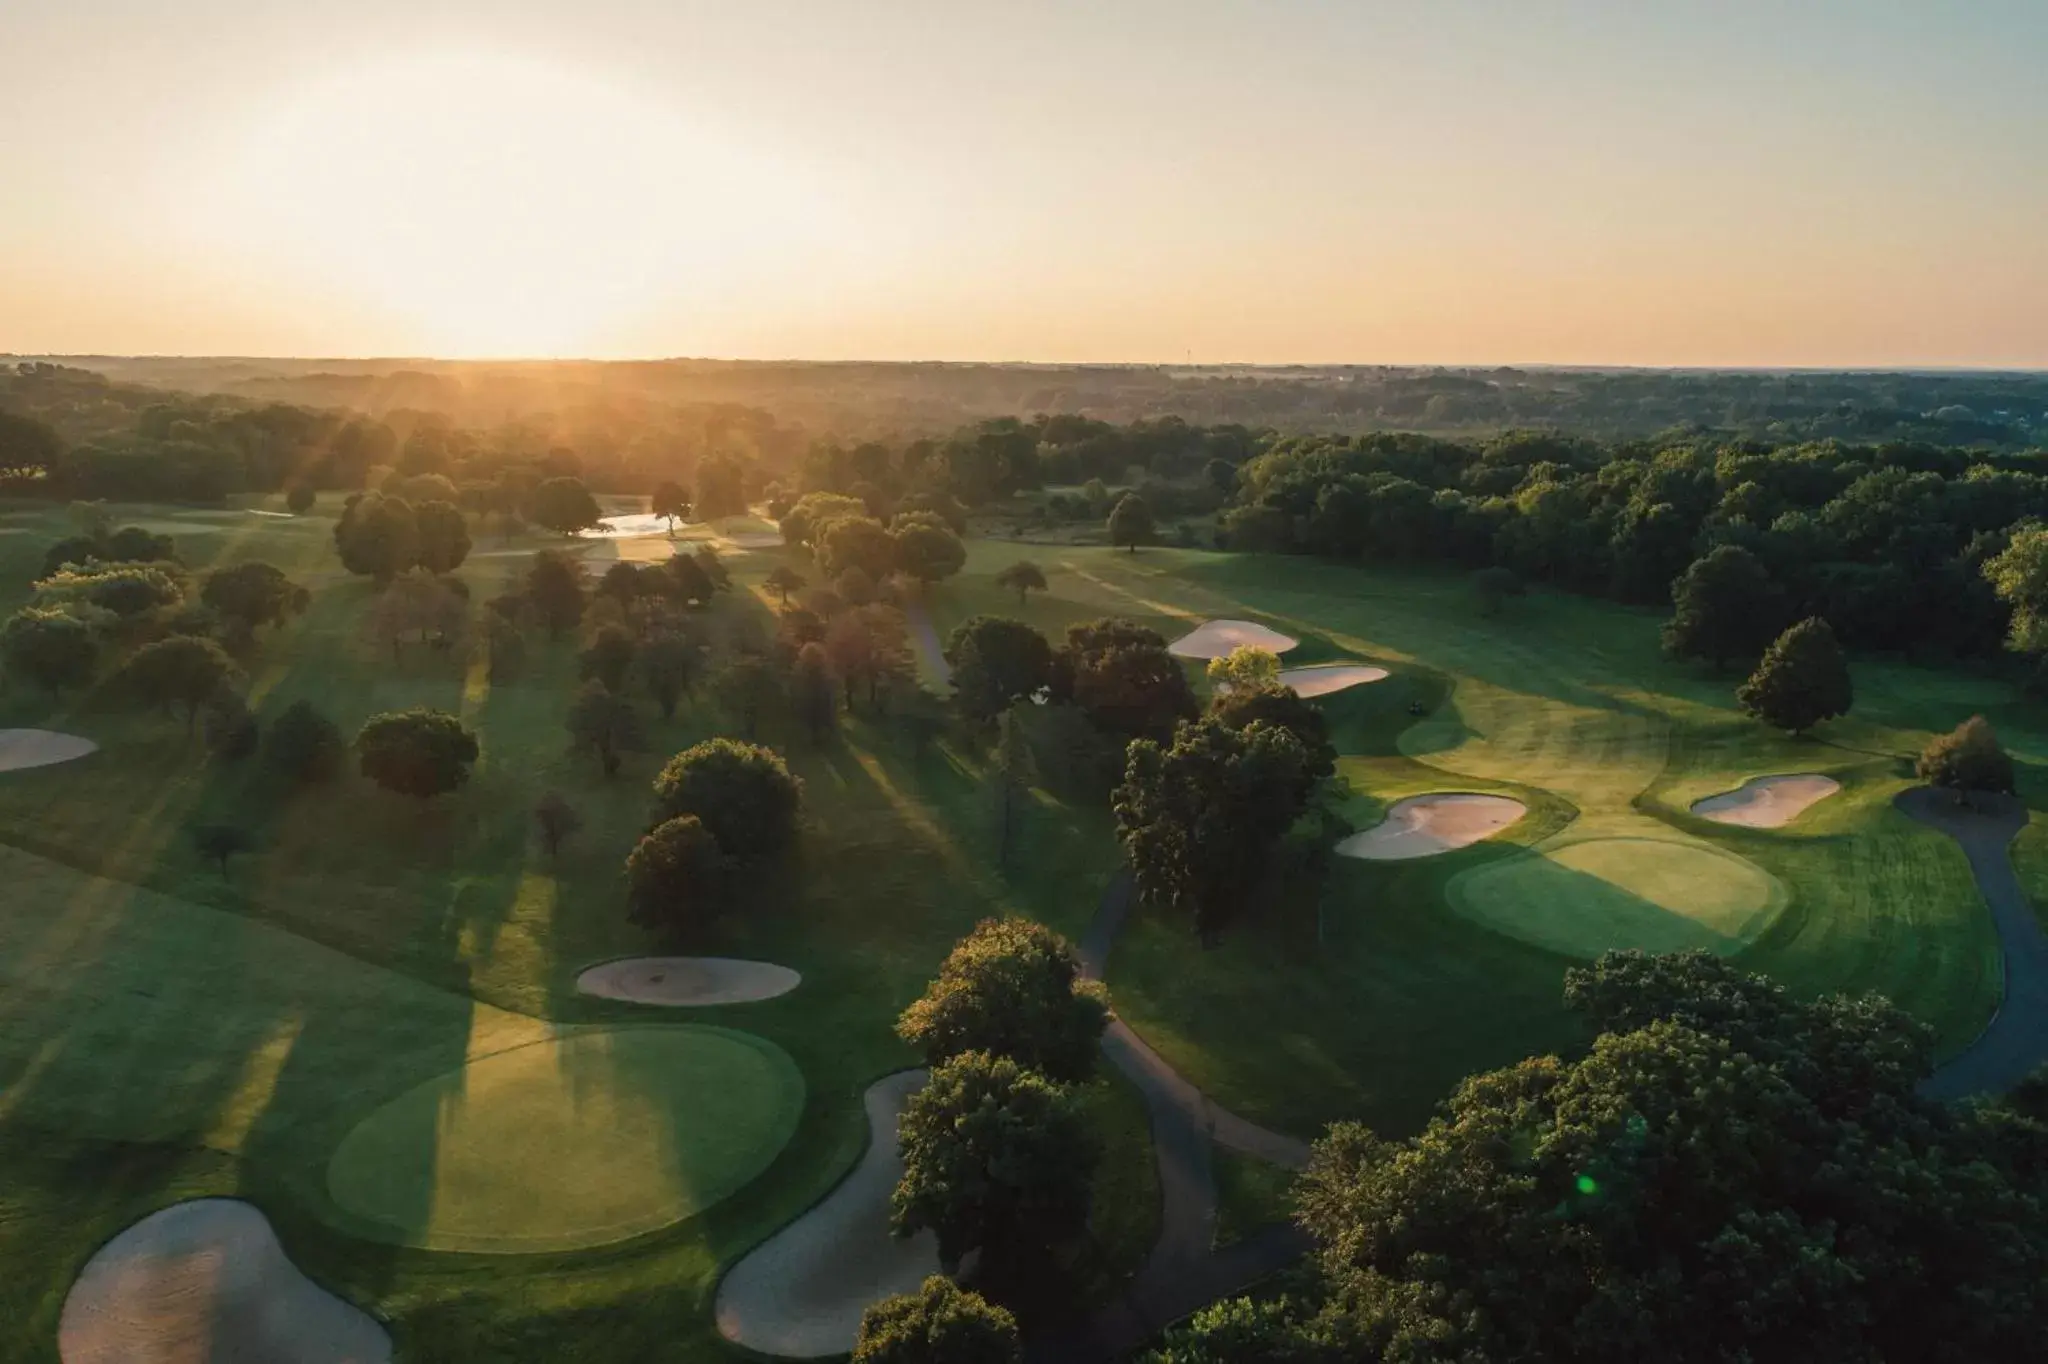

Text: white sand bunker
xmin=1168 ymin=619 xmax=1300 ymax=660
xmin=576 ymin=957 xmax=801 ymax=1006
xmin=1279 ymin=664 xmax=1390 ymax=698
xmin=716 ymin=1070 xmax=941 ymax=1358
xmin=0 ymin=729 xmax=97 ymax=772
xmin=1690 ymin=774 xmax=1841 ymax=829
xmin=59 ymin=1199 xmax=390 ymax=1364
xmin=579 ymin=513 xmax=674 ymax=538
xmin=1338 ymin=793 xmax=1527 ymax=861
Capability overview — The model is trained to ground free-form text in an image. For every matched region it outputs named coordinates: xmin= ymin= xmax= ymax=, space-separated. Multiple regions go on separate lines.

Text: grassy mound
xmin=1450 ymin=837 xmax=1786 ymax=957
xmin=327 ymin=1026 xmax=803 ymax=1253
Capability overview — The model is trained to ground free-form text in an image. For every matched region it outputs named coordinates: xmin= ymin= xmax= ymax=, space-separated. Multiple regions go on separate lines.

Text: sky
xmin=2 ymin=1 xmax=2044 ymax=366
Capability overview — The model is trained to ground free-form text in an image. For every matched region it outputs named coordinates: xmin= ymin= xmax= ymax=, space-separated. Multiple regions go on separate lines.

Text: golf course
xmin=0 ymin=493 xmax=2036 ymax=1358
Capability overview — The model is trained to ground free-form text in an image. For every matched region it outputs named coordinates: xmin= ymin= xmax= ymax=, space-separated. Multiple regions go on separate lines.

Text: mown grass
xmin=0 ymin=500 xmax=1157 ymax=1360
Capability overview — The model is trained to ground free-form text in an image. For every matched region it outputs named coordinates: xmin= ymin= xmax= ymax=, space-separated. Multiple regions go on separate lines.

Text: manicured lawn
xmin=917 ymin=541 xmax=2007 ymax=1140
xmin=0 ymin=501 xmax=1157 ymax=1359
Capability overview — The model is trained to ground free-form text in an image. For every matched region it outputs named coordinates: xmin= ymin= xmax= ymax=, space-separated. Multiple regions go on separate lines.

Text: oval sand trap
xmin=578 ymin=957 xmax=801 ymax=1006
xmin=1691 ymin=773 xmax=1841 ymax=828
xmin=59 ymin=1198 xmax=390 ymax=1364
xmin=0 ymin=730 xmax=97 ymax=772
xmin=716 ymin=1070 xmax=941 ymax=1358
xmin=1279 ymin=663 xmax=1390 ymax=698
xmin=327 ymin=1026 xmax=803 ymax=1253
xmin=1338 ymin=793 xmax=1526 ymax=861
xmin=1167 ymin=619 xmax=1299 ymax=660
xmin=1450 ymin=837 xmax=1785 ymax=958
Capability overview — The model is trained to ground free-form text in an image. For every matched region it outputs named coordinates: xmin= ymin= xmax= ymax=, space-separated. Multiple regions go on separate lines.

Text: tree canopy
xmin=1735 ymin=616 xmax=1853 ymax=735
xmin=1917 ymin=714 xmax=2015 ymax=797
xmin=528 ymin=476 xmax=602 ymax=534
xmin=625 ymin=814 xmax=730 ymax=934
xmin=896 ymin=918 xmax=1108 ymax=1083
xmin=650 ymin=738 xmax=802 ymax=862
xmin=946 ymin=616 xmax=1055 ymax=724
xmin=355 ymin=708 xmax=479 ymax=799
xmin=853 ymin=1277 xmax=1021 ymax=1364
xmin=1663 ymin=545 xmax=1785 ymax=668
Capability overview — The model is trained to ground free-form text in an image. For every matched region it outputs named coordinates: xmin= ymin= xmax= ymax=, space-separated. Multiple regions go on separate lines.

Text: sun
xmin=211 ymin=52 xmax=819 ymax=357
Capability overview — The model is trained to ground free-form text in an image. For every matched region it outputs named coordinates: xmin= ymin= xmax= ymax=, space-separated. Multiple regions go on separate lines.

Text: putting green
xmin=327 ymin=1026 xmax=804 ymax=1253
xmin=1448 ymin=837 xmax=1786 ymax=959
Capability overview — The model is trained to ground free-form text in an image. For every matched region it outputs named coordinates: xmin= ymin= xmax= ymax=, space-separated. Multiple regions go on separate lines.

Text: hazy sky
xmin=3 ymin=1 xmax=2044 ymax=365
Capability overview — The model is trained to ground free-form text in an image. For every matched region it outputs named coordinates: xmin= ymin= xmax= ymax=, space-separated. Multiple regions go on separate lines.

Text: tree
xmin=202 ymin=692 xmax=258 ymax=762
xmin=1471 ymin=565 xmax=1525 ymax=617
xmin=1143 ymin=1296 xmax=1327 ymax=1364
xmin=1108 ymin=492 xmax=1155 ymax=553
xmin=625 ymin=814 xmax=731 ymax=934
xmin=370 ymin=570 xmax=468 ymax=656
xmin=1 ymin=608 xmax=96 ymax=692
xmin=486 ymin=613 xmax=527 ymax=684
xmin=791 ymin=641 xmax=838 ymax=744
xmin=945 ymin=616 xmax=1054 ymax=724
xmin=892 ymin=521 xmax=967 ymax=585
xmin=595 ymin=561 xmax=644 ymax=605
xmin=111 ymin=636 xmax=243 ymax=732
xmin=835 ymin=566 xmax=878 ymax=607
xmin=35 ymin=562 xmax=184 ymax=619
xmin=892 ymin=1051 xmax=1097 ymax=1275
xmin=525 ymin=550 xmax=586 ymax=639
xmin=41 ymin=534 xmax=106 ymax=578
xmin=0 ymin=409 xmax=64 ymax=482
xmin=993 ymin=560 xmax=1047 ymax=607
xmin=1663 ymin=544 xmax=1785 ymax=668
xmin=104 ymin=526 xmax=177 ymax=564
xmin=1208 ymin=683 xmax=1336 ymax=789
xmin=853 ymin=1277 xmax=1022 ymax=1364
xmin=1206 ymin=645 xmax=1280 ymax=693
xmin=1917 ymin=715 xmax=2015 ymax=799
xmin=1061 ymin=618 xmax=1198 ymax=743
xmin=1736 ymin=617 xmax=1852 ymax=735
xmin=651 ymin=738 xmax=802 ymax=861
xmin=818 ymin=515 xmax=897 ymax=581
xmin=333 ymin=492 xmax=418 ymax=582
xmin=1285 ymin=950 xmax=2048 ymax=1364
xmin=765 ymin=565 xmax=807 ymax=607
xmin=897 ymin=917 xmax=1106 ymax=1082
xmin=355 ymin=708 xmax=479 ymax=799
xmin=1114 ymin=717 xmax=1313 ymax=938
xmin=566 ymin=680 xmax=648 ymax=778
xmin=285 ymin=484 xmax=316 ymax=514
xmin=266 ymin=699 xmax=343 ymax=784
xmin=651 ymin=479 xmax=690 ymax=534
xmin=712 ymin=655 xmax=781 ymax=741
xmin=200 ymin=562 xmax=307 ymax=632
xmin=693 ymin=544 xmax=730 ymax=592
xmin=781 ymin=491 xmax=868 ymax=549
xmin=638 ymin=630 xmax=701 ymax=719
xmin=579 ymin=626 xmax=638 ymax=692
xmin=694 ymin=453 xmax=749 ymax=520
xmin=413 ymin=500 xmax=472 ymax=575
xmin=533 ymin=791 xmax=583 ymax=858
xmin=988 ymin=706 xmax=1036 ymax=871
xmin=192 ymin=825 xmax=254 ymax=880
xmin=661 ymin=551 xmax=715 ymax=605
xmin=529 ymin=476 xmax=602 ymax=535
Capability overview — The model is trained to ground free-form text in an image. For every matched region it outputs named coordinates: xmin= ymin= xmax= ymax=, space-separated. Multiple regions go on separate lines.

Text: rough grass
xmin=1211 ymin=1150 xmax=1296 ymax=1251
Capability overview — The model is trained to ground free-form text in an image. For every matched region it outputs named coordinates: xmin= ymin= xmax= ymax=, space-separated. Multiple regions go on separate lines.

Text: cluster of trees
xmin=625 ymin=738 xmax=803 ymax=936
xmin=1155 ymin=950 xmax=2048 ymax=1363
xmin=1223 ymin=430 xmax=2048 ymax=662
xmin=779 ymin=491 xmax=969 ymax=591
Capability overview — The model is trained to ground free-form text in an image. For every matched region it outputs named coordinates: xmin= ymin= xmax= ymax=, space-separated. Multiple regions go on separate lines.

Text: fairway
xmin=1450 ymin=837 xmax=1786 ymax=957
xmin=327 ymin=1026 xmax=804 ymax=1252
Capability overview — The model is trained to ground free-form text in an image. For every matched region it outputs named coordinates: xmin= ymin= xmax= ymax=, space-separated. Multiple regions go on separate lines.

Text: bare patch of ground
xmin=714 ymin=1070 xmax=940 ymax=1358
xmin=58 ymin=1199 xmax=390 ymax=1364
xmin=575 ymin=957 xmax=801 ymax=1006
xmin=1337 ymin=793 xmax=1526 ymax=861
xmin=1690 ymin=774 xmax=1841 ymax=828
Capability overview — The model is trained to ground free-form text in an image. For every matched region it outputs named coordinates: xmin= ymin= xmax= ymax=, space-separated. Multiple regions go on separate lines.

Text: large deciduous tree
xmin=355 ymin=707 xmax=479 ymax=799
xmin=566 ymin=680 xmax=648 ymax=778
xmin=1206 ymin=645 xmax=1280 ymax=693
xmin=897 ymin=917 xmax=1107 ymax=1083
xmin=694 ymin=453 xmax=749 ymax=520
xmin=200 ymin=561 xmax=308 ymax=633
xmin=625 ymin=814 xmax=730 ymax=934
xmin=1060 ymin=618 xmax=1197 ymax=743
xmin=525 ymin=549 xmax=586 ymax=640
xmin=1662 ymin=544 xmax=1785 ymax=668
xmin=1736 ymin=616 xmax=1852 ymax=735
xmin=993 ymin=560 xmax=1047 ymax=607
xmin=651 ymin=479 xmax=691 ymax=533
xmin=650 ymin=738 xmax=802 ymax=861
xmin=528 ymin=476 xmax=602 ymax=535
xmin=818 ymin=514 xmax=898 ymax=582
xmin=578 ymin=625 xmax=638 ymax=693
xmin=853 ymin=1277 xmax=1022 ymax=1364
xmin=413 ymin=499 xmax=472 ymax=575
xmin=1207 ymin=682 xmax=1336 ymax=789
xmin=1113 ymin=717 xmax=1312 ymax=938
xmin=265 ymin=699 xmax=343 ymax=784
xmin=1107 ymin=492 xmax=1155 ymax=552
xmin=945 ymin=616 xmax=1054 ymax=724
xmin=110 ymin=636 xmax=243 ymax=732
xmin=1255 ymin=950 xmax=2048 ymax=1364
xmin=891 ymin=521 xmax=967 ymax=585
xmin=637 ymin=629 xmax=702 ymax=719
xmin=0 ymin=608 xmax=96 ymax=692
xmin=891 ymin=1051 xmax=1097 ymax=1277
xmin=333 ymin=492 xmax=418 ymax=583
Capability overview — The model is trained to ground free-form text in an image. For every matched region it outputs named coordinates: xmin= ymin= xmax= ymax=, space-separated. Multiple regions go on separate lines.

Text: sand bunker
xmin=1279 ymin=663 xmax=1390 ymax=698
xmin=0 ymin=730 xmax=97 ymax=773
xmin=1691 ymin=774 xmax=1841 ymax=829
xmin=1168 ymin=619 xmax=1300 ymax=660
xmin=716 ymin=1070 xmax=941 ymax=1357
xmin=59 ymin=1199 xmax=390 ymax=1364
xmin=1337 ymin=793 xmax=1526 ymax=861
xmin=577 ymin=957 xmax=801 ymax=1006
xmin=580 ymin=513 xmax=675 ymax=538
